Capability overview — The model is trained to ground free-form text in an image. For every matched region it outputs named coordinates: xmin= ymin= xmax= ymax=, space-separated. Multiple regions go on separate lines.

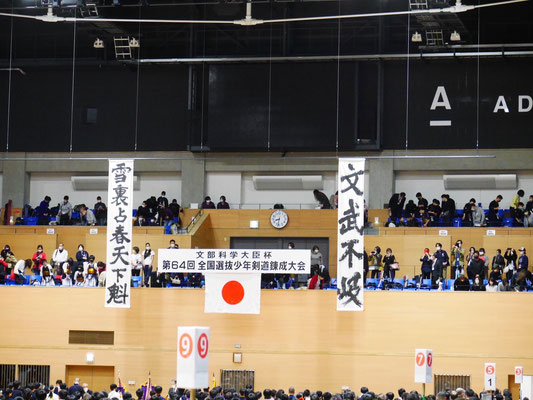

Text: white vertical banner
xmin=485 ymin=363 xmax=496 ymax=391
xmin=414 ymin=349 xmax=433 ymax=383
xmin=337 ymin=158 xmax=365 ymax=311
xmin=105 ymin=159 xmax=134 ymax=308
xmin=177 ymin=327 xmax=210 ymax=389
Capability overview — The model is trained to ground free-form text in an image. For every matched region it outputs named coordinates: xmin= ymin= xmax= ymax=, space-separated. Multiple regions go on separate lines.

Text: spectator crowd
xmin=384 ymin=190 xmax=533 ymax=228
xmin=0 ymin=379 xmax=521 ymax=400
xmin=364 ymin=241 xmax=532 ymax=291
xmin=25 ymin=192 xmax=233 ymax=227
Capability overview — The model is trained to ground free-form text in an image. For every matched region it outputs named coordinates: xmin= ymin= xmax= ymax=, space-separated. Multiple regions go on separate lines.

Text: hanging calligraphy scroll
xmin=337 ymin=158 xmax=365 ymax=311
xmin=105 ymin=159 xmax=134 ymax=308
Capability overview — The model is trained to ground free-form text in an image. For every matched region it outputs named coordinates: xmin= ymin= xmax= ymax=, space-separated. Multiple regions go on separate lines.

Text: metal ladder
xmin=114 ymin=37 xmax=132 ymax=60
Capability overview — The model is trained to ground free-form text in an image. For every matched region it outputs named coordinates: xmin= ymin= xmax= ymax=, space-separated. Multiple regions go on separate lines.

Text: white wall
xmin=240 ymin=172 xmax=338 ymax=209
xmin=29 ymin=173 xmax=181 ymax=208
xmin=205 ymin=172 xmax=242 ymax=206
xmin=395 ymin=171 xmax=533 ymax=209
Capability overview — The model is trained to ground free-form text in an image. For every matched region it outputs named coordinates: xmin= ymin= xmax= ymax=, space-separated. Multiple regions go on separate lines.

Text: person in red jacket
xmin=32 ymin=244 xmax=47 ymax=273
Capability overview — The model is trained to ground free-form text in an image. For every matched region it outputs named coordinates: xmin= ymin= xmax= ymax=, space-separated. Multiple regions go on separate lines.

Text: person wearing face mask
xmin=51 ymin=243 xmax=69 ymax=275
xmin=420 ymin=248 xmax=432 ymax=280
xmin=130 ymin=247 xmax=143 ymax=277
xmin=434 ymin=243 xmax=449 ymax=280
xmin=369 ymin=246 xmax=382 ymax=279
xmin=217 ymin=195 xmax=230 ymax=209
xmin=40 ymin=261 xmax=56 ymax=287
xmin=84 ymin=263 xmax=99 ymax=287
xmin=75 ymin=244 xmax=89 ymax=271
xmin=451 ymin=240 xmax=465 ymax=279
xmin=382 ymin=248 xmax=396 ymax=280
xmin=85 ymin=255 xmax=97 ymax=274
xmin=478 ymin=247 xmax=489 ymax=279
xmin=504 ymin=248 xmax=517 ymax=282
xmin=491 ymin=249 xmax=505 ymax=270
xmin=518 ymin=247 xmax=528 ymax=271
xmin=57 ymin=195 xmax=73 ymax=225
xmin=467 ymin=251 xmax=484 ymax=280
xmin=512 ymin=201 xmax=525 ymax=226
xmin=143 ymin=243 xmax=155 ymax=287
xmin=136 ymin=201 xmax=152 ymax=224
xmin=201 ymin=196 xmax=216 ymax=210
xmin=466 ymin=246 xmax=476 ymax=267
xmin=61 ymin=263 xmax=73 ymax=287
xmin=471 ymin=274 xmax=486 ymax=291
xmin=32 ymin=245 xmax=47 ymax=274
xmin=310 ymin=245 xmax=323 ymax=276
xmin=1 ymin=244 xmax=17 ymax=274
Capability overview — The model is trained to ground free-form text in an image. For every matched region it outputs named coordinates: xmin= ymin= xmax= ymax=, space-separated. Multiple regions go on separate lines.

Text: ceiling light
xmin=129 ymin=38 xmax=140 ymax=48
xmin=450 ymin=30 xmax=461 ymax=41
xmin=411 ymin=31 xmax=422 ymax=43
xmin=93 ymin=38 xmax=104 ymax=49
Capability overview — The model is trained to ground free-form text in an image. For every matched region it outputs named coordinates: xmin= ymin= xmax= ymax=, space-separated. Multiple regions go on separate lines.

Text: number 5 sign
xmin=415 ymin=349 xmax=433 ymax=383
xmin=485 ymin=363 xmax=496 ymax=390
xmin=177 ymin=327 xmax=210 ymax=388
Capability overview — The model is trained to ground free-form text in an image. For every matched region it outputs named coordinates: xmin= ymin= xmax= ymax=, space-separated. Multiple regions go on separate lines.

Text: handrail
xmin=184 ymin=209 xmax=203 ymax=234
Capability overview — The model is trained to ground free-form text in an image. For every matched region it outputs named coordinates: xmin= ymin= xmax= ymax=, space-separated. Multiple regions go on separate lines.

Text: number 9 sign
xmin=177 ymin=327 xmax=210 ymax=389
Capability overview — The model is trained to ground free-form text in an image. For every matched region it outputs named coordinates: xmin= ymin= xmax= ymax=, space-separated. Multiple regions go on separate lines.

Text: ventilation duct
xmin=71 ymin=176 xmax=140 ymax=190
xmin=443 ymin=174 xmax=517 ymax=190
xmin=253 ymin=175 xmax=323 ymax=190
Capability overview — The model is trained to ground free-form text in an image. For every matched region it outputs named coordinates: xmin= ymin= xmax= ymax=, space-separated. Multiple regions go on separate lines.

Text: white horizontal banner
xmin=158 ymin=249 xmax=311 ymax=274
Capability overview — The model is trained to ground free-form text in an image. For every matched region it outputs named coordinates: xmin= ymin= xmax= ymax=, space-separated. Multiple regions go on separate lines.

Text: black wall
xmin=0 ymin=58 xmax=532 ymax=152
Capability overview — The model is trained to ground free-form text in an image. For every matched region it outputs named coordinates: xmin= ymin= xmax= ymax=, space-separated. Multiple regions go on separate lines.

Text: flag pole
xmin=191 ymin=389 xmax=196 ymax=400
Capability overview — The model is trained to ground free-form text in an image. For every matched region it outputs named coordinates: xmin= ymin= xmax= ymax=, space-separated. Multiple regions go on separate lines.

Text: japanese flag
xmin=204 ymin=273 xmax=261 ymax=314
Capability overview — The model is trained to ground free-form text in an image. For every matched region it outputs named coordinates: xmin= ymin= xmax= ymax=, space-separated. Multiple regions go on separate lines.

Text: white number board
xmin=414 ymin=348 xmax=433 ymax=383
xmin=177 ymin=326 xmax=210 ymax=389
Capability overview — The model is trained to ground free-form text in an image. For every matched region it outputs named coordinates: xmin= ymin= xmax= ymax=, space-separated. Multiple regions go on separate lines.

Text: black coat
xmin=314 ymin=191 xmax=331 ymax=209
xmin=467 ymin=258 xmax=485 ymax=279
xmin=388 ymin=194 xmax=405 ymax=218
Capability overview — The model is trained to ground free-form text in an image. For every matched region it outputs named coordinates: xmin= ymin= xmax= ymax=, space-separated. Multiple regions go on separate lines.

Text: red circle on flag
xmin=222 ymin=281 xmax=245 ymax=305
xmin=516 ymin=368 xmax=522 ymax=376
xmin=427 ymin=353 xmax=433 ymax=367
xmin=486 ymin=365 xmax=495 ymax=375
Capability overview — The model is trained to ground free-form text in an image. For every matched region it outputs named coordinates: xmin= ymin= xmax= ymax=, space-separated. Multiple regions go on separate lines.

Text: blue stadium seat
xmin=30 ymin=275 xmax=42 ymax=284
xmin=405 ymin=279 xmax=418 ymax=291
xmin=453 ymin=218 xmax=462 ymax=227
xmin=446 ymin=279 xmax=455 ymax=291
xmin=132 ymin=209 xmax=137 ymax=217
xmin=503 ymin=218 xmax=513 ymax=227
xmin=329 ymin=278 xmax=337 ymax=289
xmin=164 ymin=225 xmax=172 ymax=234
xmin=132 ymin=276 xmax=142 ymax=288
xmin=419 ymin=279 xmax=432 ymax=290
xmin=365 ymin=278 xmax=379 ymax=290
xmin=26 ymin=217 xmax=38 ymax=225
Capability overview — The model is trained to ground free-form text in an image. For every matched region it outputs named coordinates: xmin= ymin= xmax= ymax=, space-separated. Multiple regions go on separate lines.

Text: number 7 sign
xmin=177 ymin=327 xmax=210 ymax=388
xmin=485 ymin=363 xmax=496 ymax=391
xmin=415 ymin=349 xmax=433 ymax=383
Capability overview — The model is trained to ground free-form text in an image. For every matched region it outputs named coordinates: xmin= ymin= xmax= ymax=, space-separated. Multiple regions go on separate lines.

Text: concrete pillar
xmin=367 ymin=158 xmax=394 ymax=209
xmin=181 ymin=159 xmax=206 ymax=208
xmin=2 ymin=160 xmax=30 ymax=208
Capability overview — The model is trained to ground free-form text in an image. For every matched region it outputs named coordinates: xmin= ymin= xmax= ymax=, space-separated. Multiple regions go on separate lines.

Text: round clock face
xmin=270 ymin=210 xmax=289 ymax=229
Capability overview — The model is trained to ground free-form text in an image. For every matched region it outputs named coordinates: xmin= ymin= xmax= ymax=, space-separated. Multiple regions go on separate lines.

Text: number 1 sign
xmin=485 ymin=363 xmax=496 ymax=391
xmin=414 ymin=349 xmax=433 ymax=383
xmin=177 ymin=327 xmax=210 ymax=388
